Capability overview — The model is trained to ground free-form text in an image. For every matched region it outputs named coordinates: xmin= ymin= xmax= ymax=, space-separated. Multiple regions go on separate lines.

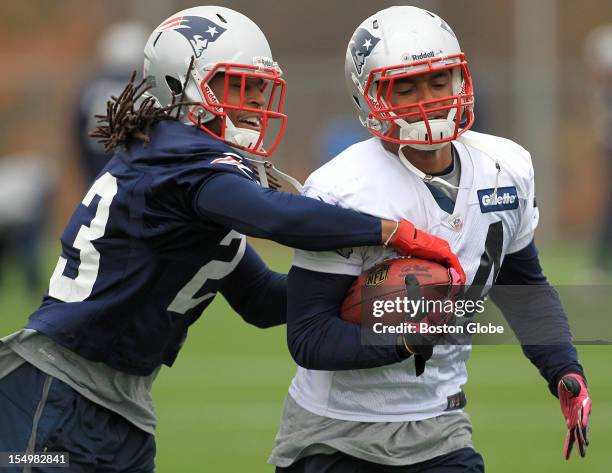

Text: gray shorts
xmin=269 ymin=394 xmax=474 ymax=468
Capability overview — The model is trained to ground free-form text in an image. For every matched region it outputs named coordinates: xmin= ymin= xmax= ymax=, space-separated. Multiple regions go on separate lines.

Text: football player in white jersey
xmin=270 ymin=6 xmax=591 ymax=472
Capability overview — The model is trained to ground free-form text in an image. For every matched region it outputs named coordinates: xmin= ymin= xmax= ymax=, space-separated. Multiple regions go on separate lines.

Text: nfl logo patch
xmin=365 ymin=266 xmax=389 ymax=286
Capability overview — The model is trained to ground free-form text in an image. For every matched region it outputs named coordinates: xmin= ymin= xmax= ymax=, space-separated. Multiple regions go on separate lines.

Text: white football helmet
xmin=345 ymin=6 xmax=474 ymax=151
xmin=144 ymin=6 xmax=286 ymax=157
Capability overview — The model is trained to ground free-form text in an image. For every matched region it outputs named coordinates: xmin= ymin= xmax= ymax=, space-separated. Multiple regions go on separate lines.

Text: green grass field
xmin=0 ymin=240 xmax=610 ymax=472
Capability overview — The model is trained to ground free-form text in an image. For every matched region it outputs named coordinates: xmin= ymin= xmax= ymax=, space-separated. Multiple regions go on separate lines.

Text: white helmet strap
xmin=224 ymin=116 xmax=264 ymax=152
xmin=397 ymin=117 xmax=453 ymax=151
xmin=242 ymin=155 xmax=303 ymax=192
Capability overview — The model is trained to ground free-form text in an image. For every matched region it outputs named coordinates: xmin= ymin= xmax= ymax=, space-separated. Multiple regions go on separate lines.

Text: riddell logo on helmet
xmin=411 ymin=51 xmax=436 ymax=61
xmin=203 ymin=85 xmax=223 ymax=113
xmin=253 ymin=56 xmax=281 ymax=72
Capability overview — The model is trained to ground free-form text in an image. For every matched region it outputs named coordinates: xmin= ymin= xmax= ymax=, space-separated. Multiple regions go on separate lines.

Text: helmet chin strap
xmin=393 ymin=114 xmax=461 ymax=190
xmin=391 ymin=101 xmax=464 ymax=190
xmin=223 ymin=112 xmax=303 ymax=193
xmin=396 ymin=116 xmax=456 ymax=152
xmin=384 ymin=77 xmax=460 ymax=152
xmin=241 ymin=154 xmax=303 ymax=193
xmin=396 ymin=127 xmax=503 ymax=198
xmin=224 ymin=115 xmax=264 ymax=153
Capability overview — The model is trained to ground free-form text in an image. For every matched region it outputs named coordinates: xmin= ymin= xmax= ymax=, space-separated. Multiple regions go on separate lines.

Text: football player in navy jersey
xmin=0 ymin=6 xmax=465 ymax=472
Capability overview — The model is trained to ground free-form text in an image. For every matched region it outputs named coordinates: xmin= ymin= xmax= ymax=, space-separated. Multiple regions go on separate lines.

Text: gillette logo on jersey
xmin=350 ymin=28 xmax=380 ymax=75
xmin=156 ymin=15 xmax=227 ymax=58
xmin=477 ymin=186 xmax=519 ymax=213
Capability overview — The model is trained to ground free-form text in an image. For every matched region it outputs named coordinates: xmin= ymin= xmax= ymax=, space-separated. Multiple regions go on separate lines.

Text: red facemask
xmin=363 ymin=53 xmax=475 ymax=147
xmin=187 ymin=62 xmax=287 ymax=157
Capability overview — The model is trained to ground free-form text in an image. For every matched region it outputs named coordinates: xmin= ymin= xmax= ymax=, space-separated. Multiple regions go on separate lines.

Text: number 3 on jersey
xmin=49 ymin=172 xmax=118 ymax=302
xmin=49 ymin=172 xmax=246 ymax=309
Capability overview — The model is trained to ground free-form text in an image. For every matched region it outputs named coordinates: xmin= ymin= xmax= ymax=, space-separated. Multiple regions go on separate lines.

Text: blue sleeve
xmin=287 ymin=266 xmax=409 ymax=370
xmin=220 ymin=243 xmax=286 ymax=328
xmin=490 ymin=240 xmax=585 ymax=396
xmin=194 ymin=172 xmax=381 ymax=251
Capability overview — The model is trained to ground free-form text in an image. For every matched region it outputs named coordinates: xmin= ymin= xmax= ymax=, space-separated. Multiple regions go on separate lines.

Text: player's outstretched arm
xmin=196 ymin=172 xmax=381 ymax=250
xmin=286 ymin=265 xmax=410 ymax=370
xmin=490 ymin=240 xmax=591 ymax=459
xmin=195 ymin=173 xmax=465 ymax=280
xmin=219 ymin=243 xmax=287 ymax=328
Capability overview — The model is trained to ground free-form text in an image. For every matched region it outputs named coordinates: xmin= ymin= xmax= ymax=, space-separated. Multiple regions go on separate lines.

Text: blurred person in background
xmin=73 ymin=20 xmax=149 ymax=185
xmin=0 ymin=152 xmax=56 ymax=294
xmin=0 ymin=6 xmax=463 ymax=472
xmin=584 ymin=25 xmax=612 ymax=279
xmin=315 ymin=115 xmax=370 ymax=165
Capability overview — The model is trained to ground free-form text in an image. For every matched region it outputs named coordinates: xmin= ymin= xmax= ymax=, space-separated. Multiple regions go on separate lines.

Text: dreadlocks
xmin=90 ymin=58 xmax=197 ymax=153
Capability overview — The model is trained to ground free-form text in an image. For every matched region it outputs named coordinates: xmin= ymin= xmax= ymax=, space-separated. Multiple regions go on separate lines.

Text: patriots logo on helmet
xmin=350 ymin=28 xmax=380 ymax=75
xmin=157 ymin=15 xmax=227 ymax=58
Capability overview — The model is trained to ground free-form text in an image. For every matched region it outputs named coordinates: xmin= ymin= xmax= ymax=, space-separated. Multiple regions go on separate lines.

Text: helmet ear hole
xmin=165 ymin=75 xmax=183 ymax=95
xmin=352 ymin=95 xmax=362 ymax=110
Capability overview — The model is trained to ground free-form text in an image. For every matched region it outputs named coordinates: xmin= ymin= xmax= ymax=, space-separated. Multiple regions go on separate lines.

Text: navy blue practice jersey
xmin=28 ymin=121 xmax=257 ymax=375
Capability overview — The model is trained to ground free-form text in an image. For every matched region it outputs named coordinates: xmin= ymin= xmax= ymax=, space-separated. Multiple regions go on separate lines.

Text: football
xmin=340 ymin=257 xmax=452 ymax=325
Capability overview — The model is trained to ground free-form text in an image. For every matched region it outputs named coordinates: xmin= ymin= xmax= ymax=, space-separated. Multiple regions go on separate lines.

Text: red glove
xmin=388 ymin=220 xmax=466 ymax=285
xmin=558 ymin=373 xmax=592 ymax=459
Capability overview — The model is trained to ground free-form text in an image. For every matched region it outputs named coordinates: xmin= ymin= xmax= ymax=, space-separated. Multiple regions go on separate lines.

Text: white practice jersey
xmin=289 ymin=130 xmax=539 ymax=422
